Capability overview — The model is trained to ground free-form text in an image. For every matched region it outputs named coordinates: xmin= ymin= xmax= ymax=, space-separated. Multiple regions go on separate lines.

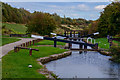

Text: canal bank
xmin=37 ymin=51 xmax=72 ymax=79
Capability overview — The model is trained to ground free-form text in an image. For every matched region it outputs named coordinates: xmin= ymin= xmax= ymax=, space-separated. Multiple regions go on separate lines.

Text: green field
xmin=2 ymin=23 xmax=27 ymax=34
xmin=2 ymin=46 xmax=67 ymax=78
xmin=0 ymin=37 xmax=21 ymax=46
xmin=34 ymin=40 xmax=66 ymax=45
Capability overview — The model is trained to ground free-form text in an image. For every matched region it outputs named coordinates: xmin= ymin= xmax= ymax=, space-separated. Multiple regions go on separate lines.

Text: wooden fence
xmin=14 ymin=39 xmax=42 ymax=56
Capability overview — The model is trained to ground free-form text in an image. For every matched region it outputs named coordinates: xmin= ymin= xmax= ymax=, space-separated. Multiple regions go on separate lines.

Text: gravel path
xmin=0 ymin=38 xmax=36 ymax=59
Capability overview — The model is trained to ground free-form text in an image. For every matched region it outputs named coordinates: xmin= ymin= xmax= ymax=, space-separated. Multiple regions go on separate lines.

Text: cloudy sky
xmin=2 ymin=0 xmax=112 ymax=20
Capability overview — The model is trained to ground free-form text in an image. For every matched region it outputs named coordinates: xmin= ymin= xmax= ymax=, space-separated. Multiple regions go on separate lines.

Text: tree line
xmin=88 ymin=2 xmax=120 ymax=37
xmin=2 ymin=3 xmax=90 ymax=25
xmin=2 ymin=2 xmax=120 ymax=37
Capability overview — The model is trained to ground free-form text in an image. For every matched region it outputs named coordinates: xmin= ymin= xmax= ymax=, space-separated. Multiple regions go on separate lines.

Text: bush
xmin=26 ymin=12 xmax=57 ymax=35
xmin=109 ymin=46 xmax=120 ymax=62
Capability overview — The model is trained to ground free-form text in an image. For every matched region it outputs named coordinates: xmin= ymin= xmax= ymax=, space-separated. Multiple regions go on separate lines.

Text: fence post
xmin=28 ymin=42 xmax=30 ymax=46
xmin=54 ymin=37 xmax=57 ymax=47
xmin=26 ymin=42 xmax=28 ymax=47
xmin=30 ymin=41 xmax=32 ymax=46
xmin=33 ymin=40 xmax=35 ymax=45
xmin=29 ymin=48 xmax=32 ymax=56
xmin=23 ymin=43 xmax=25 ymax=47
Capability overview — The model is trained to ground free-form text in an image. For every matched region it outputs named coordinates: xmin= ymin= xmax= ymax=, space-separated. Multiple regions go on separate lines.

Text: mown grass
xmin=89 ymin=38 xmax=120 ymax=49
xmin=34 ymin=40 xmax=65 ymax=46
xmin=2 ymin=23 xmax=27 ymax=34
xmin=2 ymin=46 xmax=67 ymax=78
xmin=0 ymin=37 xmax=21 ymax=46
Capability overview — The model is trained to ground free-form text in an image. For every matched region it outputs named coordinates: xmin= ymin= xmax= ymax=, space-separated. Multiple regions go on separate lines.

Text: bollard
xmin=54 ymin=37 xmax=57 ymax=47
xmin=29 ymin=48 xmax=32 ymax=56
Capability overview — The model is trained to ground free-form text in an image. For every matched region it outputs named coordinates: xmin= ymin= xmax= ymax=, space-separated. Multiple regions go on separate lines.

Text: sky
xmin=2 ymin=0 xmax=112 ymax=20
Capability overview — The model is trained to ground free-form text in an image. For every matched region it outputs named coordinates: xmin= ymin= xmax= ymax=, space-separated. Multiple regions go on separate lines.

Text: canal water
xmin=45 ymin=38 xmax=120 ymax=79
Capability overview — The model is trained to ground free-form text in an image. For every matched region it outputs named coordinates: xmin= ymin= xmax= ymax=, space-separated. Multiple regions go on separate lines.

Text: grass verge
xmin=0 ymin=37 xmax=21 ymax=46
xmin=2 ymin=46 xmax=67 ymax=78
xmin=34 ymin=40 xmax=65 ymax=46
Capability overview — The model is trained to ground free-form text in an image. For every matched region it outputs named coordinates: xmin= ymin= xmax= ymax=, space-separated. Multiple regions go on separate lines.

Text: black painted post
xmin=84 ymin=45 xmax=87 ymax=49
xmin=84 ymin=32 xmax=86 ymax=36
xmin=109 ymin=39 xmax=112 ymax=48
xmin=78 ymin=32 xmax=80 ymax=37
xmin=74 ymin=31 xmax=75 ymax=37
xmin=70 ymin=31 xmax=72 ymax=37
xmin=95 ymin=43 xmax=98 ymax=50
xmin=64 ymin=31 xmax=66 ymax=36
xmin=54 ymin=37 xmax=57 ymax=47
xmin=69 ymin=39 xmax=72 ymax=49
xmin=66 ymin=31 xmax=68 ymax=36
xmin=79 ymin=44 xmax=83 ymax=49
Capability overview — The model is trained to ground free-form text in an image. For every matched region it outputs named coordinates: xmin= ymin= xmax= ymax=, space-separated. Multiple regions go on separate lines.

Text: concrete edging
xmin=37 ymin=51 xmax=72 ymax=79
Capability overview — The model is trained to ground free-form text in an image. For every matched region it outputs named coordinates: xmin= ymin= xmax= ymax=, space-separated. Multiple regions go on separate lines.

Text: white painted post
xmin=87 ymin=38 xmax=88 ymax=43
xmin=91 ymin=38 xmax=92 ymax=43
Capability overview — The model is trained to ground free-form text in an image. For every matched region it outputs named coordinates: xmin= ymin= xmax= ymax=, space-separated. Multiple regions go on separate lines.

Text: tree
xmin=26 ymin=12 xmax=57 ymax=35
xmin=97 ymin=2 xmax=120 ymax=37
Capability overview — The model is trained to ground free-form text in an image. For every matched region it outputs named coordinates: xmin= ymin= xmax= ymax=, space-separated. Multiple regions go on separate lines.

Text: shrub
xmin=109 ymin=46 xmax=120 ymax=62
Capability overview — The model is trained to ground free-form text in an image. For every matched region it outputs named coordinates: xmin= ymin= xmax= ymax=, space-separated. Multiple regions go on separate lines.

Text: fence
xmin=14 ymin=39 xmax=42 ymax=56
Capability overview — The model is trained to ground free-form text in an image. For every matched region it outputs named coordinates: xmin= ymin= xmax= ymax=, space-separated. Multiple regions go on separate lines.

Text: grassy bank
xmin=0 ymin=37 xmax=21 ymax=46
xmin=89 ymin=38 xmax=120 ymax=49
xmin=34 ymin=40 xmax=65 ymax=46
xmin=2 ymin=23 xmax=27 ymax=34
xmin=2 ymin=46 xmax=67 ymax=78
